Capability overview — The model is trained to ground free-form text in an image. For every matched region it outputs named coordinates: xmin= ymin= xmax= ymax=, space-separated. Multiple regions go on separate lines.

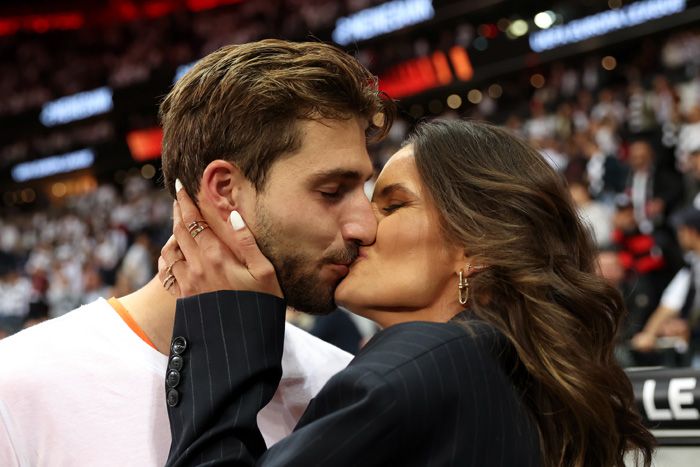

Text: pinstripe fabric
xmin=166 ymin=291 xmax=285 ymax=466
xmin=166 ymin=291 xmax=541 ymax=466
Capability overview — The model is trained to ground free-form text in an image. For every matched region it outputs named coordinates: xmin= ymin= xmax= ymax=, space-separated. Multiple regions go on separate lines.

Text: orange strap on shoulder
xmin=108 ymin=297 xmax=157 ymax=350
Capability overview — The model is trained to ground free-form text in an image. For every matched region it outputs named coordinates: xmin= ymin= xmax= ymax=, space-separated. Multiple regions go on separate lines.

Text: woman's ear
xmin=454 ymin=249 xmax=486 ymax=277
xmin=198 ymin=160 xmax=254 ymax=222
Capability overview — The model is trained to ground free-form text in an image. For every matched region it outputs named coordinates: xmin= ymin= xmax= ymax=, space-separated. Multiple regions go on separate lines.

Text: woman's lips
xmin=327 ymin=263 xmax=350 ymax=276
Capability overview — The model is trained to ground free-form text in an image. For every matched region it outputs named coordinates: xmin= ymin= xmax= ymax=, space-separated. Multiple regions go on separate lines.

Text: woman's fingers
xmin=175 ymin=179 xmax=218 ymax=249
xmin=171 ymin=199 xmax=207 ymax=276
xmin=173 ymin=181 xmax=236 ymax=274
xmin=158 ymin=255 xmax=181 ymax=297
xmin=159 ymin=236 xmax=185 ymax=297
xmin=228 ymin=211 xmax=282 ymax=297
xmin=167 ymin=179 xmax=281 ymax=298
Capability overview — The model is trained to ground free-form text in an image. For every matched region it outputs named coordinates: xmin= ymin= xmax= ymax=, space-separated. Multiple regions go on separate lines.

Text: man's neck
xmin=118 ymin=277 xmax=177 ymax=355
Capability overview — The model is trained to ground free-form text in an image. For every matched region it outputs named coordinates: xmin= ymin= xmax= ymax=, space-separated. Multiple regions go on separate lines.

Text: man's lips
xmin=327 ymin=263 xmax=350 ymax=276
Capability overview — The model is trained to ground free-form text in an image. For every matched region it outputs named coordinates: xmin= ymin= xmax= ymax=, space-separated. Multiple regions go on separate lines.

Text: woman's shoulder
xmin=350 ymin=317 xmax=509 ymax=380
xmin=338 ymin=317 xmax=536 ymax=452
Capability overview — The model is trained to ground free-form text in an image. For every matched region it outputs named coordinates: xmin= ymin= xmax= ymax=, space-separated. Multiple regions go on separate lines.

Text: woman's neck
xmin=355 ymin=299 xmax=464 ymax=329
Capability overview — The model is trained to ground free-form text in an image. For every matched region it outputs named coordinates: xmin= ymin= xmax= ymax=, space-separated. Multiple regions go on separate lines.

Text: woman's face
xmin=334 ymin=145 xmax=466 ymax=327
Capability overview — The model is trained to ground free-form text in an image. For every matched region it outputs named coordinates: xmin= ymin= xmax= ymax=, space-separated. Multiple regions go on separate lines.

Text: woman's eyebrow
xmin=374 ymin=183 xmax=417 ymax=199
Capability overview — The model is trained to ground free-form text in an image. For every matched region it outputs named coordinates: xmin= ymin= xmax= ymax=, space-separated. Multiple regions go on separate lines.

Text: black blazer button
xmin=169 ymin=355 xmax=184 ymax=371
xmin=167 ymin=389 xmax=180 ymax=407
xmin=171 ymin=336 xmax=187 ymax=355
xmin=166 ymin=369 xmax=181 ymax=388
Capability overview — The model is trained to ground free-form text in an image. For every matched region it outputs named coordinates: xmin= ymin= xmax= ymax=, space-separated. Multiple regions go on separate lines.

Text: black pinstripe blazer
xmin=165 ymin=291 xmax=541 ymax=466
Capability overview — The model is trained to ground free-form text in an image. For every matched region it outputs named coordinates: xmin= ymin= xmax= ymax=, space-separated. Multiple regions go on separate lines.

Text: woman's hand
xmin=158 ymin=181 xmax=282 ymax=299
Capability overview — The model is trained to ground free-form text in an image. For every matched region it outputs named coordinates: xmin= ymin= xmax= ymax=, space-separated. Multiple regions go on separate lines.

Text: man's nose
xmin=340 ymin=190 xmax=377 ymax=246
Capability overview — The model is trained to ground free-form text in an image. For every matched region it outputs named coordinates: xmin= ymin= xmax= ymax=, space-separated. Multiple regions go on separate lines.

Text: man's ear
xmin=197 ymin=160 xmax=254 ymax=222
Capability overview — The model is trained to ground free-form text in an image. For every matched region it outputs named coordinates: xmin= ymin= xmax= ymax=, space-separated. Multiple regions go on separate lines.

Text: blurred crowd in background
xmin=0 ymin=0 xmax=384 ymax=119
xmin=1 ymin=2 xmax=700 ymax=366
xmin=0 ymin=175 xmax=171 ymax=336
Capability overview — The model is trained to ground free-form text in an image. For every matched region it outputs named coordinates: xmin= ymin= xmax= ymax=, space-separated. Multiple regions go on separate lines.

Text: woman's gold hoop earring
xmin=458 ymin=270 xmax=470 ymax=306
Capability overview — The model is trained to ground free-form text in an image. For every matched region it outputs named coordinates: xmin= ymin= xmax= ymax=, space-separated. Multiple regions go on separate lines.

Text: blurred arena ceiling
xmin=1 ymin=0 xmax=699 ymax=189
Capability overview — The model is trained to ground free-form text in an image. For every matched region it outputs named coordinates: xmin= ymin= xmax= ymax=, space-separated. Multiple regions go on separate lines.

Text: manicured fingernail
xmin=229 ymin=210 xmax=245 ymax=231
xmin=175 ymin=179 xmax=183 ymax=192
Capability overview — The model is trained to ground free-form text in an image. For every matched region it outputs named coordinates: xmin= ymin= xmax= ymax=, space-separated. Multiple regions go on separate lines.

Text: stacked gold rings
xmin=187 ymin=220 xmax=209 ymax=239
xmin=163 ymin=274 xmax=176 ymax=290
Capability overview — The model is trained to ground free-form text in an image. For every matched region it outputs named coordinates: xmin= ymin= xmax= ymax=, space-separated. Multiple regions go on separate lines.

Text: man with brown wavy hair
xmin=0 ymin=39 xmax=392 ymax=466
xmin=160 ymin=39 xmax=392 ymax=314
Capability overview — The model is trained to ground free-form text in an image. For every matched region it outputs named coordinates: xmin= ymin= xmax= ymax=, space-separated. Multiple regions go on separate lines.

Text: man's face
xmin=249 ymin=118 xmax=376 ymax=315
xmin=628 ymin=142 xmax=652 ymax=171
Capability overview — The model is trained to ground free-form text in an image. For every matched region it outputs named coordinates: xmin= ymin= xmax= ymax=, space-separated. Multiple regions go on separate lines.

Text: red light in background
xmin=54 ymin=13 xmax=84 ymax=29
xmin=379 ymin=46 xmax=474 ymax=99
xmin=0 ymin=13 xmax=84 ymax=36
xmin=30 ymin=17 xmax=50 ymax=34
xmin=477 ymin=24 xmax=499 ymax=39
xmin=186 ymin=0 xmax=244 ymax=12
xmin=0 ymin=1 xmax=245 ymax=37
xmin=115 ymin=1 xmax=139 ymax=21
xmin=144 ymin=1 xmax=177 ymax=18
xmin=187 ymin=0 xmax=218 ymax=12
xmin=380 ymin=56 xmax=438 ymax=99
xmin=127 ymin=128 xmax=163 ymax=162
xmin=0 ymin=19 xmax=20 ymax=36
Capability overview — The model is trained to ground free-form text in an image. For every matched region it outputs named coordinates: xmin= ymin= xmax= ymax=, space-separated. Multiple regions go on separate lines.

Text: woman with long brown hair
xmin=160 ymin=119 xmax=654 ymax=466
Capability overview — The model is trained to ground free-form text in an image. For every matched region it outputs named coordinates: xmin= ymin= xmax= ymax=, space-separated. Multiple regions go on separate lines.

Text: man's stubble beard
xmin=254 ymin=205 xmax=358 ymax=315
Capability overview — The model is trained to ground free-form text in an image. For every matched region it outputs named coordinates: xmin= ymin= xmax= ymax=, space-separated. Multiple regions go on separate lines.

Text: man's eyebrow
xmin=375 ymin=183 xmax=416 ymax=198
xmin=307 ymin=169 xmax=368 ymax=184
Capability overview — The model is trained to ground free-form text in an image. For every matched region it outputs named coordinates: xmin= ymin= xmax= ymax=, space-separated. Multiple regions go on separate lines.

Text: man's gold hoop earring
xmin=458 ymin=270 xmax=470 ymax=306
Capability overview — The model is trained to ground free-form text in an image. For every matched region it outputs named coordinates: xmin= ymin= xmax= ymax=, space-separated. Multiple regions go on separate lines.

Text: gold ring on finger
xmin=163 ymin=274 xmax=176 ymax=290
xmin=190 ymin=224 xmax=208 ymax=239
xmin=166 ymin=258 xmax=183 ymax=276
xmin=187 ymin=220 xmax=208 ymax=233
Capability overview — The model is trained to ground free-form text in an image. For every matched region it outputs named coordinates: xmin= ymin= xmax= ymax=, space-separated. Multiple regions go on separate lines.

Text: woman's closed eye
xmin=382 ymin=202 xmax=407 ymax=214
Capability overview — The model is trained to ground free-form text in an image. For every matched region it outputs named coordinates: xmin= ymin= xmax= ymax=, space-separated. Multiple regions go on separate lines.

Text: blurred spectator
xmin=82 ymin=263 xmax=112 ymax=304
xmin=115 ymin=231 xmax=155 ymax=296
xmin=524 ymin=100 xmax=556 ymax=141
xmin=651 ymin=76 xmax=678 ymax=126
xmin=626 ymin=140 xmax=684 ymax=233
xmin=610 ymin=194 xmax=679 ymax=348
xmin=630 ymin=205 xmax=700 ymax=367
xmin=591 ymin=88 xmax=626 ymax=124
xmin=0 ymin=269 xmax=32 ymax=335
xmin=566 ymin=130 xmax=628 ymax=202
xmin=569 ymin=180 xmax=613 ymax=247
xmin=627 ymin=81 xmax=657 ymax=134
xmin=677 ymin=108 xmax=700 ymax=172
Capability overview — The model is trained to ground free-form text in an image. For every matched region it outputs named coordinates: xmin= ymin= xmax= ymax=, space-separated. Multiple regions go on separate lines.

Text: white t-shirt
xmin=660 ymin=267 xmax=691 ymax=312
xmin=0 ymin=298 xmax=351 ymax=466
xmin=660 ymin=254 xmax=700 ymax=322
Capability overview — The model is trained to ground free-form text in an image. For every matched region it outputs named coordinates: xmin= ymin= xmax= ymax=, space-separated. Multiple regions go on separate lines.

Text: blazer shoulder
xmin=350 ymin=319 xmax=507 ymax=380
xmin=287 ymin=319 xmax=540 ymax=466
